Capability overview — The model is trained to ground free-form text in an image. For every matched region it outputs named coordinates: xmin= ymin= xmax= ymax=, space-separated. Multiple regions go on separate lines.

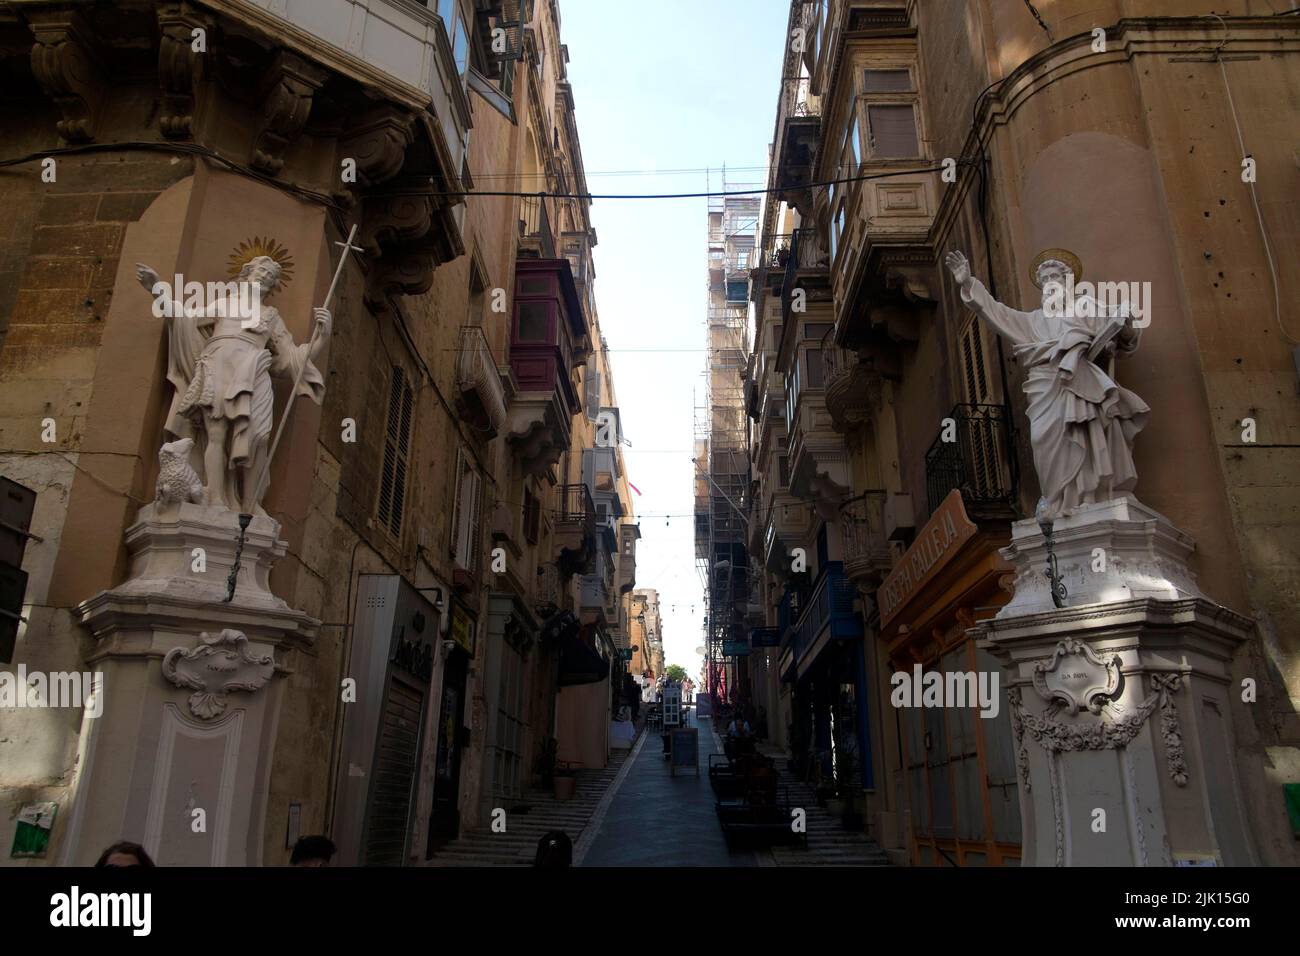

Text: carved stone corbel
xmin=157 ymin=1 xmax=213 ymax=139
xmin=341 ymin=104 xmax=418 ymax=188
xmin=251 ymin=51 xmax=327 ymax=175
xmin=365 ymin=248 xmax=436 ymax=307
xmin=360 ymin=182 xmax=436 ymax=254
xmin=27 ymin=10 xmax=105 ymax=142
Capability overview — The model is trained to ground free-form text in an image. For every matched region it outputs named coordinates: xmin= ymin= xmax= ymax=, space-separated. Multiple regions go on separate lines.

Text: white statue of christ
xmin=944 ymin=249 xmax=1149 ymax=519
xmin=135 ymin=255 xmax=329 ymax=514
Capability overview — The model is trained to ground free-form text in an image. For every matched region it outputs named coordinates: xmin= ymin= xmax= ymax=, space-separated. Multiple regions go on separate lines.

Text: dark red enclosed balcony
xmin=506 ymin=258 xmax=590 ymax=477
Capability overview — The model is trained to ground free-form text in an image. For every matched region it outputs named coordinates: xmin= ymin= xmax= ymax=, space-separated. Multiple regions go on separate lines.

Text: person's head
xmin=237 ymin=255 xmax=283 ymax=295
xmin=290 ymin=835 xmax=336 ymax=867
xmin=94 ymin=841 xmax=155 ymax=868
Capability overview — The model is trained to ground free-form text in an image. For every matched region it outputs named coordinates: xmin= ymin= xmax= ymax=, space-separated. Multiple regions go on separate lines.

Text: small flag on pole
xmin=628 ymin=482 xmax=642 ymax=496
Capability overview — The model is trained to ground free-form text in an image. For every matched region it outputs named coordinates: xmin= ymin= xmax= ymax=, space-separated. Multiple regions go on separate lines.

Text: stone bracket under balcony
xmin=455 ymin=326 xmax=508 ymax=437
xmin=507 ymin=391 xmax=571 ymax=479
xmin=824 ymin=356 xmax=883 ymax=433
xmin=790 ymin=442 xmax=852 ymax=523
xmin=839 ymin=492 xmax=894 ymax=590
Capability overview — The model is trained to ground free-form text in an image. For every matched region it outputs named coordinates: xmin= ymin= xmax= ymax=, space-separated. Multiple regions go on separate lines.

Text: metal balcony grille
xmin=923 ymin=403 xmax=1017 ymax=515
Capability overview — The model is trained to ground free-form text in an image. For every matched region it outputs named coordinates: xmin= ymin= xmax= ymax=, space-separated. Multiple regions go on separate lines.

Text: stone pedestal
xmin=974 ymin=499 xmax=1258 ymax=866
xmin=997 ymin=497 xmax=1204 ymax=618
xmin=67 ymin=501 xmax=316 ymax=866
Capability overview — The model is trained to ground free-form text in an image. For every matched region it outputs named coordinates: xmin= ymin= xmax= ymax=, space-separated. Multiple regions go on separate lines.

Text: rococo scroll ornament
xmin=162 ymin=629 xmax=276 ymax=720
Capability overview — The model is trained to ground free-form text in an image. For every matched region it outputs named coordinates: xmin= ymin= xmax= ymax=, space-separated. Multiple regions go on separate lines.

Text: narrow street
xmin=578 ymin=717 xmax=759 ymax=867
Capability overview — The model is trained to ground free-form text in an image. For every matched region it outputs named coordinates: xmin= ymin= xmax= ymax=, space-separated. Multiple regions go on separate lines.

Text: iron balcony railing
xmin=783 ymin=74 xmax=818 ymax=118
xmin=839 ymin=490 xmax=888 ymax=561
xmin=760 ymin=231 xmax=793 ymax=270
xmin=924 ymin=403 xmax=1018 ymax=515
xmin=792 ymin=561 xmax=863 ymax=662
xmin=780 ymin=227 xmax=826 ymax=317
xmin=556 ymin=483 xmax=596 ymax=524
xmin=518 ymin=193 xmax=555 ymax=257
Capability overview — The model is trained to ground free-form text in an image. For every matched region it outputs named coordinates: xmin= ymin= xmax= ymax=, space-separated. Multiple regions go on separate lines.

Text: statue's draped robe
xmin=961 ymin=278 xmax=1149 ymax=516
xmin=165 ymin=304 xmax=325 ymax=470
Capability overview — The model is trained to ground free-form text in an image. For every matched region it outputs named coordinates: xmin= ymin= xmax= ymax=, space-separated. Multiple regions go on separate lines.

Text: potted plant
xmin=553 ymin=761 xmax=577 ymax=801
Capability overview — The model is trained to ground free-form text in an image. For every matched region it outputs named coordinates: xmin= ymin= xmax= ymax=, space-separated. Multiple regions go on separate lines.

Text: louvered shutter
xmin=449 ymin=447 xmax=465 ymax=558
xmin=585 ymin=363 xmax=601 ymax=420
xmin=467 ymin=470 xmax=483 ymax=573
xmin=378 ymin=367 xmax=412 ymax=537
xmin=959 ymin=318 xmax=1001 ymax=498
xmin=868 ymin=104 xmax=919 ymax=158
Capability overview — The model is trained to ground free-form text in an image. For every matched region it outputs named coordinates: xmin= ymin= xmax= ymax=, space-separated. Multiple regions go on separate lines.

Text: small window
xmin=518 ymin=275 xmax=552 ymax=297
xmin=804 ymin=322 xmax=833 ymax=341
xmin=863 ymin=69 xmax=912 ymax=93
xmin=453 ymin=17 xmax=469 ymax=77
xmin=806 ymin=349 xmax=825 ymax=389
xmin=848 ymin=115 xmax=861 ymax=167
xmin=771 ymin=323 xmax=783 ymax=350
xmin=517 ymin=300 xmax=550 ymax=342
xmin=467 ymin=259 xmax=487 ymax=326
xmin=778 ymin=455 xmax=790 ymax=488
xmin=523 ymin=487 xmax=541 ymax=544
xmin=868 ymin=104 xmax=920 ymax=158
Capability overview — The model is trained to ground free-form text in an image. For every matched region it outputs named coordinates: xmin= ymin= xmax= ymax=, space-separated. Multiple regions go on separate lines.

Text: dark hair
xmin=290 ymin=835 xmax=337 ymax=865
xmin=94 ymin=841 xmax=156 ymax=867
xmin=533 ymin=830 xmax=572 ymax=868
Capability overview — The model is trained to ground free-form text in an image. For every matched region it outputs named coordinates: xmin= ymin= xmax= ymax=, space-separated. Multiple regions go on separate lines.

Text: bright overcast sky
xmin=561 ymin=1 xmax=789 ymax=681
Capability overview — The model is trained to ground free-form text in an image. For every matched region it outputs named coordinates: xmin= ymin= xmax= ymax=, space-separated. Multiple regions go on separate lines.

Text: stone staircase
xmin=427 ymin=750 xmax=630 ymax=867
xmin=757 ymin=745 xmax=890 ymax=867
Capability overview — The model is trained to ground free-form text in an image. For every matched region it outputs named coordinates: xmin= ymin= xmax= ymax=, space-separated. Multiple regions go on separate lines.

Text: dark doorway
xmin=427 ymin=648 xmax=469 ymax=854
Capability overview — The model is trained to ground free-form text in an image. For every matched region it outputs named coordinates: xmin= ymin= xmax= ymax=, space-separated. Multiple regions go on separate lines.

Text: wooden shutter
xmin=449 ymin=447 xmax=465 ymax=558
xmin=452 ymin=454 xmax=483 ymax=571
xmin=959 ymin=317 xmax=1004 ymax=498
xmin=868 ymin=104 xmax=919 ymax=158
xmin=378 ymin=367 xmax=413 ymax=537
xmin=585 ymin=362 xmax=601 ymax=420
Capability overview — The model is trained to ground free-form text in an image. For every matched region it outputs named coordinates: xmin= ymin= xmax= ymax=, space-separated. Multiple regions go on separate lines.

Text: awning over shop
xmin=557 ymin=620 xmax=610 ymax=686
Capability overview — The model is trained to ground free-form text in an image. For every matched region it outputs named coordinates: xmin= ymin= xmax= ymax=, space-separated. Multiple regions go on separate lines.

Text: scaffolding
xmin=696 ymin=173 xmax=761 ymax=701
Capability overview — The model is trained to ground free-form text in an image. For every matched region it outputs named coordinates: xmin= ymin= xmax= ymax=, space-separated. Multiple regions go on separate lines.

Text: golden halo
xmin=226 ymin=236 xmax=295 ymax=287
xmin=1030 ymin=248 xmax=1083 ymax=287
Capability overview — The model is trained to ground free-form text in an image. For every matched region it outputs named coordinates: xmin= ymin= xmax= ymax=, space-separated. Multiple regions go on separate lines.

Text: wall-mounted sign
xmin=722 ymin=640 xmax=750 ymax=657
xmin=878 ymin=490 xmax=978 ymax=629
xmin=450 ymin=604 xmax=475 ymax=655
xmin=391 ymin=628 xmax=434 ymax=682
xmin=11 ymin=801 xmax=56 ymax=858
xmin=750 ymin=627 xmax=781 ymax=648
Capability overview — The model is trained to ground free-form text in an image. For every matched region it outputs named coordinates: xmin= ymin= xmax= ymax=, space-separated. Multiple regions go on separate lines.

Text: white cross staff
xmin=255 ymin=223 xmax=363 ymax=502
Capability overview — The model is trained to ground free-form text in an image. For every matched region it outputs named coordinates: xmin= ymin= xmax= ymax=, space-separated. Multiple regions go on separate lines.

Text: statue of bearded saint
xmin=135 ymin=255 xmax=329 ymax=515
xmin=944 ymin=250 xmax=1150 ymax=520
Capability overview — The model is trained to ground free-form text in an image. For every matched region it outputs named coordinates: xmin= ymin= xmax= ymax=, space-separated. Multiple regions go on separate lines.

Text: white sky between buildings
xmin=560 ymin=1 xmax=788 ymax=681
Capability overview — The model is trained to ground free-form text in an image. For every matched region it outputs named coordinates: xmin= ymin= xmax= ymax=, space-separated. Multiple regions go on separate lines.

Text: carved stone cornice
xmin=26 ymin=9 xmax=105 ymax=142
xmin=157 ymin=1 xmax=213 ymax=139
xmin=251 ymin=50 xmax=328 ymax=175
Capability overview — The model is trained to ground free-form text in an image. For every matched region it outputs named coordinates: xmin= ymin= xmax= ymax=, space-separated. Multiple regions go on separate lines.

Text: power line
xmin=433 ymin=163 xmax=958 ymax=201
